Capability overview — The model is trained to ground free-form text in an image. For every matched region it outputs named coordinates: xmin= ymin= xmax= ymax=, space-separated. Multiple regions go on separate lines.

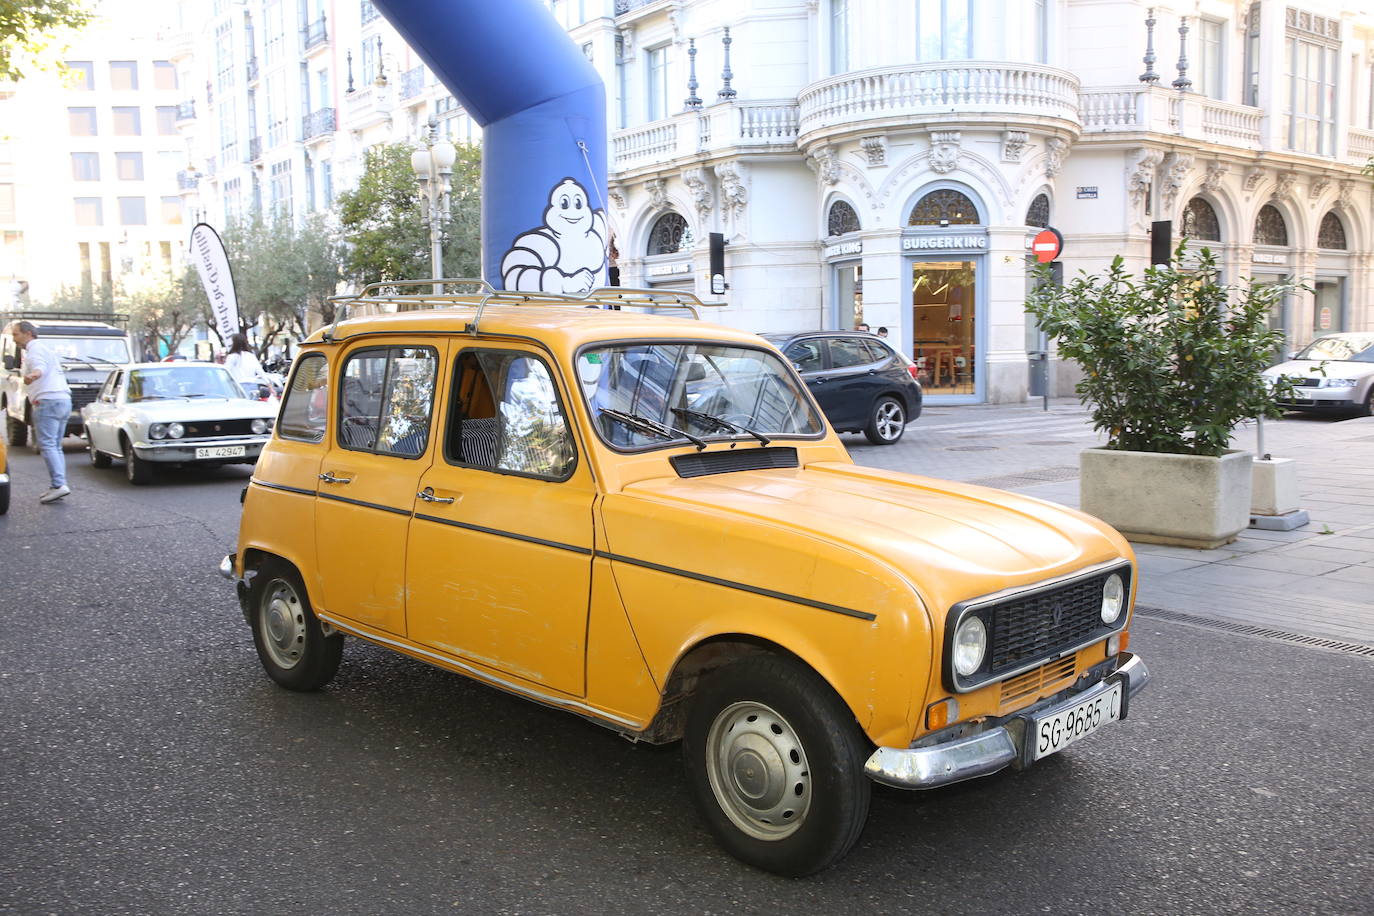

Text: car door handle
xmin=318 ymin=472 xmax=353 ymax=484
xmin=417 ymin=487 xmax=454 ymax=504
xmin=813 ymin=377 xmax=826 ymax=384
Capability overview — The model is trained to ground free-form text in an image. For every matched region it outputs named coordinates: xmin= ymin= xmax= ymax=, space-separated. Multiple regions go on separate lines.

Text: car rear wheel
xmin=682 ymin=654 xmax=872 ymax=876
xmin=122 ymin=438 xmax=154 ymax=485
xmin=86 ymin=428 xmax=112 ymax=468
xmin=248 ymin=558 xmax=343 ymax=691
xmin=864 ymin=396 xmax=907 ymax=445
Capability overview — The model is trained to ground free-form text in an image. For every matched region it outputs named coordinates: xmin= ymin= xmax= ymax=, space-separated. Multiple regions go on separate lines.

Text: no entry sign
xmin=1032 ymin=227 xmax=1064 ymax=263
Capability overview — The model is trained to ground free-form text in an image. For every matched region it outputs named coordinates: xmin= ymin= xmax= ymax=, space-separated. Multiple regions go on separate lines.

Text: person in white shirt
xmin=10 ymin=321 xmax=72 ymax=503
xmin=224 ymin=333 xmax=272 ymax=391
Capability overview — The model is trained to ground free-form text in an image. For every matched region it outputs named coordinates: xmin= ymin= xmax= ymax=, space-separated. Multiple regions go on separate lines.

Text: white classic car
xmin=82 ymin=362 xmax=277 ymax=484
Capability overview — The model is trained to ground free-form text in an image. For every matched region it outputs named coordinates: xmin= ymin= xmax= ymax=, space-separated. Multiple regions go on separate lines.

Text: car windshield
xmin=577 ymin=342 xmax=823 ymax=449
xmin=127 ymin=366 xmax=245 ymax=402
xmin=47 ymin=336 xmax=131 ymax=364
xmin=1294 ymin=335 xmax=1374 ymax=363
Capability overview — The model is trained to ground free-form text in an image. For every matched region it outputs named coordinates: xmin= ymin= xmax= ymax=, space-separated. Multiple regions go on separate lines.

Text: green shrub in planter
xmin=1027 ymin=245 xmax=1296 ymax=457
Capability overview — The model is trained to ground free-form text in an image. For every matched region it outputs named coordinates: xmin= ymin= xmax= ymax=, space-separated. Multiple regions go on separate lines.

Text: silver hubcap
xmin=260 ymin=579 xmax=307 ymax=670
xmin=875 ymin=401 xmax=904 ymax=440
xmin=705 ymin=701 xmax=811 ymax=841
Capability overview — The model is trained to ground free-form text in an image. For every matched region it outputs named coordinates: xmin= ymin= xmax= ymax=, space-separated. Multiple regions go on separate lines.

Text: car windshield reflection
xmin=128 ymin=366 xmax=245 ymax=402
xmin=1295 ymin=334 xmax=1374 ymax=363
xmin=576 ymin=342 xmax=822 ymax=449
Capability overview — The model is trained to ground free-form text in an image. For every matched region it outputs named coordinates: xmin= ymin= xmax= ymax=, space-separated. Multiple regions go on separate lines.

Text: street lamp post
xmin=410 ymin=116 xmax=458 ymax=295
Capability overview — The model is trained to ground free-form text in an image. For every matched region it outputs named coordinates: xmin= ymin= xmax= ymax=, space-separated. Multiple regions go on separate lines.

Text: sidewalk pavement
xmin=844 ymin=398 xmax=1374 ymax=647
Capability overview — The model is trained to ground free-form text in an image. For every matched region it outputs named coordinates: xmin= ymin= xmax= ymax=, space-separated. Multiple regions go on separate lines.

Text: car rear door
xmin=817 ymin=336 xmax=882 ymax=429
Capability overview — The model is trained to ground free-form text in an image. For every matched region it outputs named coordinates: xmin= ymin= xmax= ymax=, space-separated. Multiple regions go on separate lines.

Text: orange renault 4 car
xmin=222 ymin=281 xmax=1148 ymax=876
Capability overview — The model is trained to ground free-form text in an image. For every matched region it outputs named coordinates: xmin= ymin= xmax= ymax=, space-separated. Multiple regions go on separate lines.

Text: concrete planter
xmin=1080 ymin=448 xmax=1254 ymax=549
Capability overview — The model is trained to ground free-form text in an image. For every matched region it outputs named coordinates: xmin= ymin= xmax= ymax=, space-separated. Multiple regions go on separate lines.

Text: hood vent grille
xmin=671 ymin=447 xmax=799 ymax=478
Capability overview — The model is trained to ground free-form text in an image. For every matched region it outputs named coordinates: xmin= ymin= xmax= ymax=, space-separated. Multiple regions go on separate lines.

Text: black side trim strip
xmin=318 ymin=491 xmax=413 ymax=516
xmin=599 ymin=551 xmax=876 ymax=621
xmin=250 ymin=479 xmax=317 ymax=497
xmin=413 ymin=513 xmax=593 ymax=555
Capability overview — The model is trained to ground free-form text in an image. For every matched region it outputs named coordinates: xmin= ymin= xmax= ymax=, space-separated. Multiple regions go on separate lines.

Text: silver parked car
xmin=82 ymin=363 xmax=277 ymax=484
xmin=1263 ymin=333 xmax=1374 ymax=417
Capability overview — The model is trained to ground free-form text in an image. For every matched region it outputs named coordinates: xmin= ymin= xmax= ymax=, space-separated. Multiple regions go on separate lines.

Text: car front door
xmin=314 ymin=341 xmax=446 ymax=636
xmin=86 ymin=369 xmax=122 ymax=454
xmin=405 ymin=344 xmax=594 ymax=698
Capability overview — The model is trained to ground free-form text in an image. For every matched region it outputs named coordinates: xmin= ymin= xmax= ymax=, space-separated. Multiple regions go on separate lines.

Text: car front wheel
xmin=5 ymin=412 xmax=24 ymax=447
xmin=122 ymin=438 xmax=154 ymax=485
xmin=864 ymin=396 xmax=907 ymax=445
xmin=682 ymin=655 xmax=872 ymax=876
xmin=1361 ymin=387 xmax=1374 ymax=418
xmin=248 ymin=558 xmax=343 ymax=691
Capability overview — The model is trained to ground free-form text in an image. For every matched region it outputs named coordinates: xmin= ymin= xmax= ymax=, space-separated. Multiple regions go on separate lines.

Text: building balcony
xmin=1079 ymin=85 xmax=1263 ymax=150
xmin=246 ymin=57 xmax=259 ymax=84
xmin=343 ymin=83 xmax=394 ymax=132
xmin=612 ymin=99 xmax=800 ymax=172
xmin=247 ymin=136 xmax=263 ymax=162
xmin=1347 ymin=128 xmax=1374 ymax=165
xmin=302 ymin=107 xmax=337 ymax=141
xmin=361 ymin=1 xmax=381 ymax=25
xmin=303 ymin=16 xmax=328 ymax=53
xmin=177 ymin=169 xmax=200 ymax=191
xmin=400 ymin=65 xmax=426 ymax=101
xmin=797 ymin=62 xmax=1081 ymax=148
xmin=175 ymin=100 xmax=196 ymax=122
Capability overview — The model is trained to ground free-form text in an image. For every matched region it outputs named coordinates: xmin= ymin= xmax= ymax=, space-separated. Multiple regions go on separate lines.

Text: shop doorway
xmin=835 ymin=262 xmax=863 ymax=330
xmin=1314 ymin=278 xmax=1346 ymax=334
xmin=911 ymin=259 xmax=976 ymax=395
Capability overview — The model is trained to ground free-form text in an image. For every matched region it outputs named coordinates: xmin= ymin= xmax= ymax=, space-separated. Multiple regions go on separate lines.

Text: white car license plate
xmin=1031 ymin=681 xmax=1122 ymax=761
xmin=196 ymin=445 xmax=246 ymax=459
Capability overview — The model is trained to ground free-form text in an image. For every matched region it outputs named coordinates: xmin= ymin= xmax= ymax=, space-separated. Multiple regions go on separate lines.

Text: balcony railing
xmin=343 ymin=83 xmax=394 ymax=130
xmin=1347 ymin=127 xmax=1374 ymax=163
xmin=612 ymin=99 xmax=800 ymax=169
xmin=401 ymin=65 xmax=425 ymax=101
xmin=798 ymin=62 xmax=1081 ymax=142
xmin=1079 ymin=86 xmax=1263 ymax=149
xmin=246 ymin=57 xmax=259 ymax=83
xmin=175 ymin=100 xmax=196 ymax=121
xmin=176 ymin=170 xmax=199 ymax=191
xmin=302 ymin=107 xmax=337 ymax=140
xmin=247 ymin=136 xmax=262 ymax=162
xmin=304 ymin=16 xmax=328 ymax=51
xmin=361 ymin=1 xmax=381 ymax=25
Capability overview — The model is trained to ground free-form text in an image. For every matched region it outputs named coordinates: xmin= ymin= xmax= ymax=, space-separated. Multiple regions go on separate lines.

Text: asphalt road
xmin=2 ymin=443 xmax=1372 ymax=915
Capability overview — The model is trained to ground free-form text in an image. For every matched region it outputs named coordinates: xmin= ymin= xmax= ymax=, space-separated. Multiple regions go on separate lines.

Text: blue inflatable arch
xmin=373 ymin=0 xmax=607 ymax=293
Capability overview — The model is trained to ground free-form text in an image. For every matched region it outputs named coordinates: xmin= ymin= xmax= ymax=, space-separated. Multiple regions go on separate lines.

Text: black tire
xmin=1360 ymin=387 xmax=1374 ymax=418
xmin=0 ymin=471 xmax=9 ymax=515
xmin=247 ymin=558 xmax=343 ymax=691
xmin=682 ymin=654 xmax=872 ymax=877
xmin=5 ymin=410 xmax=24 ymax=447
xmin=122 ymin=438 xmax=155 ymax=485
xmin=863 ymin=396 xmax=907 ymax=445
xmin=86 ymin=429 xmax=112 ymax=468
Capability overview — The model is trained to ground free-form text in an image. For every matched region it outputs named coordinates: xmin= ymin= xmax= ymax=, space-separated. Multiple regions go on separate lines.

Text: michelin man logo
xmin=500 ymin=178 xmax=608 ymax=294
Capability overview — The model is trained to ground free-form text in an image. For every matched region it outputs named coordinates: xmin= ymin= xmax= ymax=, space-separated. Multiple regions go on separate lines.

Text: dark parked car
xmin=762 ymin=331 xmax=922 ymax=444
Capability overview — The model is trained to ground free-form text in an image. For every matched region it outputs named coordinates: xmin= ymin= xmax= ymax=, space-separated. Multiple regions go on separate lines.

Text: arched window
xmin=1025 ymin=193 xmax=1050 ymax=228
xmin=1181 ymin=197 xmax=1221 ymax=241
xmin=647 ymin=211 xmax=692 ymax=255
xmin=827 ymin=200 xmax=861 ymax=236
xmin=1317 ymin=211 xmax=1347 ymax=250
xmin=908 ymin=189 xmax=980 ymax=226
xmin=1253 ymin=205 xmax=1288 ymax=247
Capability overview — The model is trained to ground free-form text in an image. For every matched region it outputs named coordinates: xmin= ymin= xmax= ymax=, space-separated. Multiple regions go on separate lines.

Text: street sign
xmin=1032 ymin=227 xmax=1063 ymax=263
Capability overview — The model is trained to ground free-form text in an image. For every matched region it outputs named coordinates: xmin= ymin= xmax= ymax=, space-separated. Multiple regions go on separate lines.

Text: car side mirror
xmin=686 ymin=363 xmax=706 ymax=382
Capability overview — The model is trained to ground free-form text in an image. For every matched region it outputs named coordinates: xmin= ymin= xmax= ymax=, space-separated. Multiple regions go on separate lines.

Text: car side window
xmin=100 ymin=370 xmax=122 ymax=402
xmin=784 ymin=340 xmax=823 ymax=372
xmin=860 ymin=339 xmax=893 ymax=363
xmin=828 ymin=337 xmax=874 ymax=369
xmin=337 ymin=347 xmax=438 ymax=458
xmin=279 ymin=353 xmax=330 ymax=443
xmin=445 ymin=349 xmax=575 ymax=480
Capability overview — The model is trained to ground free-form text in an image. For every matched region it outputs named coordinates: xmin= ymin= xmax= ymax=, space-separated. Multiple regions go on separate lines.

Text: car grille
xmin=181 ymin=419 xmax=258 ymax=438
xmin=1291 ymin=378 xmax=1321 ymax=388
xmin=998 ymin=655 xmax=1077 ymax=710
xmin=69 ymin=386 xmax=100 ymax=410
xmin=986 ymin=570 xmax=1124 ymax=674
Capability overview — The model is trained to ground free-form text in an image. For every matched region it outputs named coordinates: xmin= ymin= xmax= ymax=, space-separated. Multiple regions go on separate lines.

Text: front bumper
xmin=133 ymin=435 xmax=268 ymax=463
xmin=864 ymin=652 xmax=1149 ymax=789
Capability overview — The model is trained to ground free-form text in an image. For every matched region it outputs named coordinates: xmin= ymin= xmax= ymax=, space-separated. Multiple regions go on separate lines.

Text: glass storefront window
xmin=912 ymin=259 xmax=975 ymax=395
xmin=836 ymin=263 xmax=863 ymax=331
xmin=1313 ymin=278 xmax=1345 ymax=334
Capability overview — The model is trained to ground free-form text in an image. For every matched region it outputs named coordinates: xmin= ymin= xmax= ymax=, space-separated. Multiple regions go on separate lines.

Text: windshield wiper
xmin=671 ymin=407 xmax=771 ymax=446
xmin=600 ymin=408 xmax=707 ymax=450
xmin=75 ymin=355 xmax=119 ymax=365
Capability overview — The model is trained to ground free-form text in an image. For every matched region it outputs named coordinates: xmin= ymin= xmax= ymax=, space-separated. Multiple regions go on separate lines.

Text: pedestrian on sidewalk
xmin=10 ymin=321 xmax=72 ymax=503
xmin=224 ymin=332 xmax=272 ymax=390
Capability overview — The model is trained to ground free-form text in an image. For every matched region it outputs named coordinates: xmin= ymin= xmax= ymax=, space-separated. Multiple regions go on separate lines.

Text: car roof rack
xmin=323 ymin=278 xmax=725 ymax=342
xmin=1 ymin=310 xmax=130 ymax=327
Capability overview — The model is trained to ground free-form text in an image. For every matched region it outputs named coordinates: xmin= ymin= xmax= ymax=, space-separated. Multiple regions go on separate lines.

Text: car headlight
xmin=251 ymin=418 xmax=268 ymax=434
xmin=1318 ymin=378 xmax=1357 ymax=388
xmin=149 ymin=423 xmax=167 ymax=440
xmin=952 ymin=616 xmax=987 ymax=677
xmin=167 ymin=422 xmax=185 ymax=439
xmin=1101 ymin=573 xmax=1125 ymax=624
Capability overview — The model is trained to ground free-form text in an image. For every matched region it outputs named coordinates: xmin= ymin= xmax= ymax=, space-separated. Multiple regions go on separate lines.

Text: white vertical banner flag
xmin=189 ymin=223 xmax=240 ymax=344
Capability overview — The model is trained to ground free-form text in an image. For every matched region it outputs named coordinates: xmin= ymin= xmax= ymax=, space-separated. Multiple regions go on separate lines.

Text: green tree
xmin=295 ymin=211 xmax=344 ymax=332
xmin=120 ymin=268 xmax=205 ymax=358
xmin=335 ymin=140 xmax=481 ymax=284
xmin=0 ymin=0 xmax=94 ymax=82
